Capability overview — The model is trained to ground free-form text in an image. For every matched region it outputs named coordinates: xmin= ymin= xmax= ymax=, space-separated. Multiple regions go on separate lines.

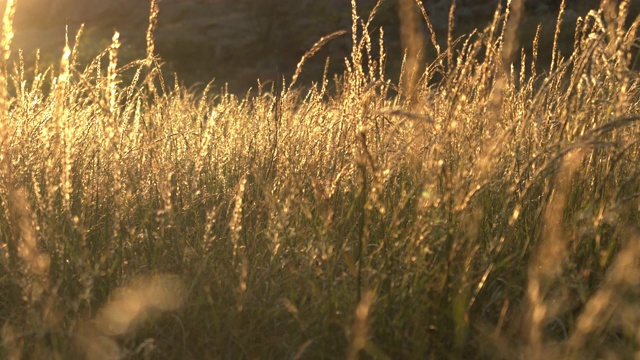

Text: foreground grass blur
xmin=1 ymin=0 xmax=639 ymax=358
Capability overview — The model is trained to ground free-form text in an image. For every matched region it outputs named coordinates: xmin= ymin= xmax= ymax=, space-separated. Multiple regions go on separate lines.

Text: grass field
xmin=1 ymin=0 xmax=639 ymax=359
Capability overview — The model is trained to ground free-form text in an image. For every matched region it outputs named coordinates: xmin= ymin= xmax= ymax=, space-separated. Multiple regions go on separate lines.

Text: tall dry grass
xmin=0 ymin=0 xmax=639 ymax=359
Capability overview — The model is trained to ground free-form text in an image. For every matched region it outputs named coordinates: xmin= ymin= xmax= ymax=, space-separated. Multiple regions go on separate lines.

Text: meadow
xmin=1 ymin=0 xmax=639 ymax=358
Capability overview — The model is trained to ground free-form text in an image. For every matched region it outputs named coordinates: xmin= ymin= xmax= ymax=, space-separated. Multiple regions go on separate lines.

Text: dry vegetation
xmin=1 ymin=0 xmax=639 ymax=359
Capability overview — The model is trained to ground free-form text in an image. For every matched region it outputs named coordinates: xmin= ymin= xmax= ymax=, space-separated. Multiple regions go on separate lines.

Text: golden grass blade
xmin=346 ymin=290 xmax=375 ymax=360
xmin=146 ymin=0 xmax=160 ymax=65
xmin=526 ymin=148 xmax=585 ymax=350
xmin=107 ymin=31 xmax=120 ymax=114
xmin=502 ymin=0 xmax=524 ymax=67
xmin=94 ymin=274 xmax=186 ymax=336
xmin=289 ymin=30 xmax=347 ymax=91
xmin=414 ymin=0 xmax=441 ymax=56
xmin=447 ymin=0 xmax=456 ymax=71
xmin=398 ymin=0 xmax=426 ymax=101
xmin=550 ymin=0 xmax=566 ymax=72
xmin=1 ymin=0 xmax=15 ymax=62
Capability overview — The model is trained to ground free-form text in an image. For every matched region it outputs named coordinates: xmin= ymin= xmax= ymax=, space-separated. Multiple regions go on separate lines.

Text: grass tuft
xmin=0 ymin=0 xmax=639 ymax=359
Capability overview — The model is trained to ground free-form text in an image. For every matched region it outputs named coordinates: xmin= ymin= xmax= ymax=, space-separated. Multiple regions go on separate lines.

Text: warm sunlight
xmin=1 ymin=0 xmax=638 ymax=359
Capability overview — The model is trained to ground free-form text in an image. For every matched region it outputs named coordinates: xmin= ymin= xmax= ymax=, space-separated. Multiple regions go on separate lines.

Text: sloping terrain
xmin=7 ymin=0 xmax=619 ymax=91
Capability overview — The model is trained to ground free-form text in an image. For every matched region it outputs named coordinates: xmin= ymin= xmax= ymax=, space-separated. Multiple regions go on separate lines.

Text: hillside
xmin=9 ymin=0 xmax=616 ymax=92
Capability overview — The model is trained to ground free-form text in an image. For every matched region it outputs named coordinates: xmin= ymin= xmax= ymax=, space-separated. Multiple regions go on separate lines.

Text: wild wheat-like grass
xmin=0 ymin=0 xmax=639 ymax=359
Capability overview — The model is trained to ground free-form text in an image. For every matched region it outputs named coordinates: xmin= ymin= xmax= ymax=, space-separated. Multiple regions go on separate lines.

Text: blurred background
xmin=5 ymin=0 xmax=623 ymax=93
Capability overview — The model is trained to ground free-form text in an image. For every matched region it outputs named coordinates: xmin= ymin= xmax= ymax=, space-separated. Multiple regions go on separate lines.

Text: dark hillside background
xmin=6 ymin=0 xmax=632 ymax=93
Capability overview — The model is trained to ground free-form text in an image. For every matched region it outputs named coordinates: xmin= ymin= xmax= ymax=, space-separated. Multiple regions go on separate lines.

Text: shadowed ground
xmin=8 ymin=0 xmax=623 ymax=92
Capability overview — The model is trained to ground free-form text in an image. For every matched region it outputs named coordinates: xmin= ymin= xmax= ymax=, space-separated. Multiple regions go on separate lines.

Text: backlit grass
xmin=1 ymin=0 xmax=639 ymax=359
